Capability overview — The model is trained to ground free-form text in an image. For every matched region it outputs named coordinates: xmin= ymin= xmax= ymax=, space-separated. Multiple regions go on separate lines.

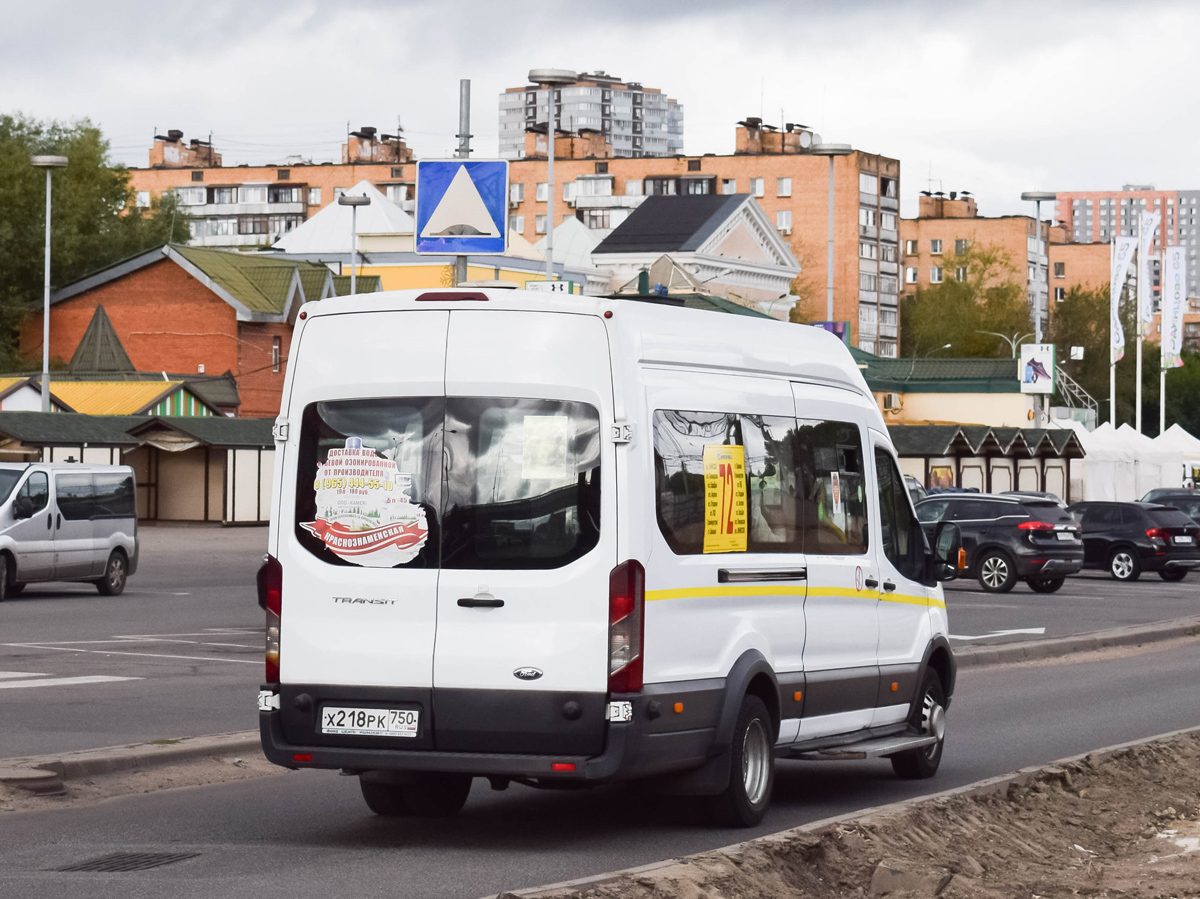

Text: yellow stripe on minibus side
xmin=645 ymin=585 xmax=945 ymax=609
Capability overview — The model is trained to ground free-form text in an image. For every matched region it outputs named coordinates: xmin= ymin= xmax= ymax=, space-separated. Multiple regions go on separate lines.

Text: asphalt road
xmin=1 ymin=525 xmax=1197 ymax=757
xmin=2 ymin=638 xmax=1198 ymax=899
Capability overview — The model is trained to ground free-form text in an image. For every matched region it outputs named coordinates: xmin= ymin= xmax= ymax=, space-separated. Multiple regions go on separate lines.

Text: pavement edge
xmin=1 ymin=731 xmax=259 ymax=782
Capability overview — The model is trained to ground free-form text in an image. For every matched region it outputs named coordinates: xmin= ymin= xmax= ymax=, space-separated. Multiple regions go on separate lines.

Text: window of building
xmin=880 ymin=212 xmax=897 ymax=231
xmin=777 ymin=177 xmax=792 ymax=198
xmin=210 ymin=187 xmax=235 ymax=205
xmin=307 ymin=187 xmax=321 ymax=205
xmin=268 ymin=214 xmax=303 ymax=234
xmin=584 ymin=210 xmax=610 ymax=230
xmin=272 ymin=337 xmax=281 ymax=374
xmin=718 ymin=178 xmax=735 ymax=195
xmin=860 ymin=241 xmax=878 ymax=260
xmin=684 ymin=178 xmax=712 ymax=195
xmin=509 ymin=215 xmax=524 ymax=234
xmin=687 ymin=159 xmax=701 ymax=172
xmin=563 ymin=181 xmax=576 ymax=202
xmin=239 ymin=215 xmax=269 ymax=235
xmin=136 ymin=191 xmax=150 ymax=208
xmin=777 ymin=210 xmax=792 ymax=232
xmin=646 ymin=177 xmax=678 ymax=196
xmin=880 ymin=177 xmax=897 ymax=199
xmin=277 ymin=169 xmax=290 ymax=180
xmin=859 ymin=173 xmax=877 ymax=195
xmin=536 ymin=182 xmax=548 ymax=202
xmin=268 ymin=186 xmax=301 ymax=204
xmin=860 ymin=272 xmax=877 ymax=290
xmin=191 ymin=170 xmax=204 ymax=182
xmin=748 ymin=177 xmax=765 ymax=198
xmin=880 ymin=275 xmax=898 ymax=294
xmin=881 ymin=244 xmax=897 ymax=263
xmin=1054 ymin=261 xmax=1065 ymax=278
xmin=930 ymin=239 xmax=943 ymax=254
xmin=1054 ymin=287 xmax=1066 ymax=302
xmin=535 ymin=215 xmax=547 ymax=234
xmin=174 ymin=187 xmax=206 ymax=206
xmin=510 ymin=183 xmax=524 ymax=203
xmin=955 ymin=238 xmax=969 ymax=255
xmin=905 ymin=239 xmax=918 ymax=255
xmin=859 ymin=207 xmax=877 ymax=228
xmin=595 ymin=161 xmax=608 ymax=174
xmin=625 ymin=180 xmax=643 ymax=197
xmin=390 ymin=166 xmax=405 ymax=178
xmin=239 ymin=186 xmax=268 ymax=204
xmin=955 ymin=266 xmax=967 ymax=280
xmin=930 ymin=266 xmax=943 ymax=283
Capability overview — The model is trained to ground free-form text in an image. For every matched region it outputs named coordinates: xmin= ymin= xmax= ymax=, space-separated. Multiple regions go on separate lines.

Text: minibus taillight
xmin=608 ymin=560 xmax=645 ymax=694
xmin=258 ymin=554 xmax=283 ymax=683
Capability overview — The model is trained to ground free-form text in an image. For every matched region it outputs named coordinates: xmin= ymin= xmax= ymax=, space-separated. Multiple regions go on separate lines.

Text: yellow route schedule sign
xmin=702 ymin=444 xmax=748 ymax=553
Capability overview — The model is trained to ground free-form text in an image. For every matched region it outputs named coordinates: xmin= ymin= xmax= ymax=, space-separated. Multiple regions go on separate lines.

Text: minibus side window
xmin=441 ymin=398 xmax=601 ymax=570
xmin=55 ymin=474 xmax=95 ymax=521
xmin=873 ymin=447 xmax=926 ymax=581
xmin=740 ymin=415 xmax=803 ymax=552
xmin=797 ymin=420 xmax=869 ymax=555
xmin=17 ymin=472 xmax=48 ymax=515
xmin=93 ymin=474 xmax=135 ymax=518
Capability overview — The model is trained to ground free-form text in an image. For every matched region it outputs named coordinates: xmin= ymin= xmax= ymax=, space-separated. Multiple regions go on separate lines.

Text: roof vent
xmin=167 ymin=129 xmax=183 ymax=142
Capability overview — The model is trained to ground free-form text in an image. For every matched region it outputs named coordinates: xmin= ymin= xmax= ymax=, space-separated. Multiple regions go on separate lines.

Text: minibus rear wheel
xmin=890 ymin=669 xmax=946 ymax=779
xmin=708 ymin=694 xmax=775 ymax=827
xmin=359 ymin=779 xmax=412 ymax=816
xmin=95 ymin=551 xmax=127 ymax=596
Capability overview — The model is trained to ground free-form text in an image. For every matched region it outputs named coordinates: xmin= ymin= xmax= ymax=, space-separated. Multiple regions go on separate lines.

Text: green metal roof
xmin=608 ymin=293 xmax=774 ymax=318
xmin=173 ymin=246 xmax=301 ymax=314
xmin=857 ymin=354 xmax=1020 ymax=394
xmin=887 ymin=424 xmax=1085 ymax=459
xmin=0 ymin=413 xmax=274 ymax=448
xmin=135 ymin=416 xmax=274 ymax=448
xmin=297 ymin=266 xmax=332 ymax=303
xmin=68 ymin=305 xmax=136 ymax=373
xmin=332 ymin=275 xmax=383 ymax=296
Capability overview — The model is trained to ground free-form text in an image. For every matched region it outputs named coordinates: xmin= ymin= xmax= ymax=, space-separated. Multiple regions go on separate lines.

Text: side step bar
xmin=787 ymin=734 xmax=937 ymax=761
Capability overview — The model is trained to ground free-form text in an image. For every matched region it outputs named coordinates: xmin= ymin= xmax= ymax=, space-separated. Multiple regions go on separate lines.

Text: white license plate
xmin=1057 ymin=531 xmax=1077 ymax=540
xmin=1174 ymin=535 xmax=1195 ymax=545
xmin=321 ymin=706 xmax=419 ymax=738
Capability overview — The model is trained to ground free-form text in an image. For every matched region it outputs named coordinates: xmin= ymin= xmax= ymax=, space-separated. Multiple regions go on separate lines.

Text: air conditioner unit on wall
xmin=883 ymin=392 xmax=902 ymax=411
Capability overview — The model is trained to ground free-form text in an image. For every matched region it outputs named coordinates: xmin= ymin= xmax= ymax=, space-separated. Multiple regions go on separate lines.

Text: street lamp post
xmin=978 ymin=330 xmax=1035 ymax=358
xmin=810 ymin=144 xmax=854 ymax=333
xmin=529 ymin=69 xmax=578 ymax=283
xmin=31 ymin=155 xmax=68 ymax=413
xmin=338 ymin=194 xmax=371 ymax=295
xmin=1021 ymin=191 xmax=1056 ymax=427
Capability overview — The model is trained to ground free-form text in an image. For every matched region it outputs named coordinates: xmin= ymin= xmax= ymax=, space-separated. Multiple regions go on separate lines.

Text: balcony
xmin=879 ymin=323 xmax=898 ymax=339
xmin=879 ymin=228 xmax=898 ymax=243
xmin=574 ymin=194 xmax=645 ymax=211
xmin=879 ymin=261 xmax=898 ymax=275
xmin=191 ymin=202 xmax=305 ymax=217
xmin=859 ymin=225 xmax=877 ymax=239
xmin=859 ymin=290 xmax=879 ymax=304
xmin=880 ymin=195 xmax=899 ymax=211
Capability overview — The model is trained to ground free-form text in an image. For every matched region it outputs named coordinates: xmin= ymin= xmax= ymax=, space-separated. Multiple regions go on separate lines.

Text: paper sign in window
xmin=521 ymin=415 xmax=572 ymax=480
xmin=703 ymin=444 xmax=748 ymax=553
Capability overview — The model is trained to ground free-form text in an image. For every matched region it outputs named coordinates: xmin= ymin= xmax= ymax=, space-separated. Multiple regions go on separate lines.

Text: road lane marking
xmin=0 ymin=675 xmax=140 ymax=690
xmin=0 ymin=643 xmax=260 ymax=665
xmin=949 ymin=627 xmax=1047 ymax=640
xmin=0 ymin=671 xmax=49 ymax=679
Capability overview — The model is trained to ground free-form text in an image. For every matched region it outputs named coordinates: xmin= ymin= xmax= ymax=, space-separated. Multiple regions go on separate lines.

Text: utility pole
xmin=454 ymin=78 xmax=471 ymax=286
xmin=529 ymin=69 xmax=577 ymax=283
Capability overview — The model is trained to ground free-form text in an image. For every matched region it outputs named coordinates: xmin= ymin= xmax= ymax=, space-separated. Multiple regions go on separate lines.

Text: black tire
xmin=1159 ymin=568 xmax=1188 ymax=582
xmin=1108 ymin=548 xmax=1141 ymax=582
xmin=95 ymin=551 xmax=128 ymax=596
xmin=891 ymin=669 xmax=947 ymax=779
xmin=708 ymin=694 xmax=775 ymax=828
xmin=0 ymin=556 xmax=8 ymax=603
xmin=977 ymin=550 xmax=1016 ymax=593
xmin=397 ymin=773 xmax=472 ymax=818
xmin=359 ymin=778 xmax=411 ymax=817
xmin=1026 ymin=576 xmax=1064 ymax=593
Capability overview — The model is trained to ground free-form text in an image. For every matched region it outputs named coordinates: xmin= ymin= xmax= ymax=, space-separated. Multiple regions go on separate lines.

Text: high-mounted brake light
xmin=1018 ymin=520 xmax=1054 ymax=531
xmin=608 ymin=560 xmax=645 ymax=694
xmin=258 ymin=554 xmax=283 ymax=682
xmin=414 ymin=291 xmax=489 ymax=302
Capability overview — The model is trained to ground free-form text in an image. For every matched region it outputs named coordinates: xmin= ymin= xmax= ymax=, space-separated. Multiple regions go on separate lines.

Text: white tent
xmin=1154 ymin=424 xmax=1200 ymax=488
xmin=1116 ymin=424 xmax=1183 ymax=497
xmin=272 ymin=181 xmax=415 ymax=254
xmin=1060 ymin=421 xmax=1137 ymax=501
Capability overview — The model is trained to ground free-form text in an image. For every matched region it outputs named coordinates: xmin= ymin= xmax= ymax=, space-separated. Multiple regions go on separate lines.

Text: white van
xmin=0 ymin=463 xmax=138 ymax=599
xmin=258 ymin=289 xmax=960 ymax=826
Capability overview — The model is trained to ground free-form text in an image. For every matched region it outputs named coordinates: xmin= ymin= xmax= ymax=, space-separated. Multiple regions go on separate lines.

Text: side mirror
xmin=927 ymin=521 xmax=963 ymax=583
xmin=12 ymin=496 xmax=32 ymax=520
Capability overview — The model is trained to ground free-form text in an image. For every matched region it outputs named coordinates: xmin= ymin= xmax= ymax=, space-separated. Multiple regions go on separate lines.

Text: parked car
xmin=1002 ymin=490 xmax=1070 ymax=512
xmin=0 ymin=462 xmax=138 ymax=599
xmin=1136 ymin=491 xmax=1200 ymax=526
xmin=1067 ymin=501 xmax=1200 ymax=581
xmin=1141 ymin=487 xmax=1195 ymax=503
xmin=904 ymin=475 xmax=927 ymax=505
xmin=915 ymin=493 xmax=1083 ymax=593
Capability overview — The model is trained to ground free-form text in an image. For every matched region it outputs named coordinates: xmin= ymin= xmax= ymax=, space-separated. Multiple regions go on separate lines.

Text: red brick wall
xmin=20 ymin=257 xmax=291 ymax=417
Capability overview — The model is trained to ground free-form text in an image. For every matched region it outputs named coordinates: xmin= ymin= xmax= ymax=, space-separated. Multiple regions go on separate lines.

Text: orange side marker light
xmin=793 ymin=691 xmax=803 ymax=702
xmin=891 ymin=682 xmax=899 ymax=692
xmin=673 ymin=702 xmax=684 ymax=713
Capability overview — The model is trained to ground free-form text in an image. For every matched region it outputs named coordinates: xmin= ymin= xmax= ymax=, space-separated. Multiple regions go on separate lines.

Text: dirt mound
xmin=516 ymin=729 xmax=1200 ymax=898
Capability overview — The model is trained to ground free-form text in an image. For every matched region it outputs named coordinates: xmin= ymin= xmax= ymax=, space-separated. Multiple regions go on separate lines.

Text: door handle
xmin=56 ymin=513 xmax=62 ymax=530
xmin=46 ymin=513 xmax=52 ymax=530
xmin=883 ymin=580 xmax=897 ymax=592
xmin=457 ymin=597 xmax=504 ymax=608
xmin=864 ymin=577 xmax=879 ymax=589
xmin=718 ymin=568 xmax=807 ymax=583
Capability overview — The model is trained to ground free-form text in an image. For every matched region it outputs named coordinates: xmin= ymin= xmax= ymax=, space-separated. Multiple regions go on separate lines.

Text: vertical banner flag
xmin=1110 ymin=236 xmax=1137 ymax=364
xmin=1162 ymin=245 xmax=1187 ymax=369
xmin=1137 ymin=210 xmax=1162 ymax=336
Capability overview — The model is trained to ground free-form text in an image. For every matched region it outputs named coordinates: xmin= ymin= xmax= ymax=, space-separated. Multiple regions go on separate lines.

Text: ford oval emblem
xmin=513 ymin=667 xmax=543 ymax=681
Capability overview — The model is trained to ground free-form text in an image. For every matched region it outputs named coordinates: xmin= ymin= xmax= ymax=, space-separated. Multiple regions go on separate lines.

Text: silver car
xmin=0 ymin=463 xmax=139 ymax=600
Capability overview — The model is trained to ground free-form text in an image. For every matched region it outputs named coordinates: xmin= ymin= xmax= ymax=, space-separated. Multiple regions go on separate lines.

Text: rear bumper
xmin=1160 ymin=557 xmax=1200 ymax=570
xmin=1029 ymin=556 xmax=1083 ymax=576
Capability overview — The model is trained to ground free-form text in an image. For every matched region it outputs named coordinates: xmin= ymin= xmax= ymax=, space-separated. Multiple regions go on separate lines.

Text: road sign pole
xmin=454 ymin=79 xmax=472 ymax=286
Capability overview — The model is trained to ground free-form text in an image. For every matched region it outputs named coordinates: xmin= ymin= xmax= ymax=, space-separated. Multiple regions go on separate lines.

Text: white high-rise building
xmin=499 ymin=71 xmax=683 ymax=159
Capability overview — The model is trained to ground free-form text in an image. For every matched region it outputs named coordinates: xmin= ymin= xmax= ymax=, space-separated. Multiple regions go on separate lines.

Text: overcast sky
xmin=4 ymin=0 xmax=1197 ymax=218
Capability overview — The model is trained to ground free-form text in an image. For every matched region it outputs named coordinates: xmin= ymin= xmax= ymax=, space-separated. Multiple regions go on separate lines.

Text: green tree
xmin=0 ymin=114 xmax=189 ymax=368
xmin=900 ymin=243 xmax=1033 ymax=358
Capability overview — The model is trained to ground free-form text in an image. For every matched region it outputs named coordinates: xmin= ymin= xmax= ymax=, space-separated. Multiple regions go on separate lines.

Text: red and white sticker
xmin=854 ymin=565 xmax=864 ymax=592
xmin=301 ymin=437 xmax=428 ymax=568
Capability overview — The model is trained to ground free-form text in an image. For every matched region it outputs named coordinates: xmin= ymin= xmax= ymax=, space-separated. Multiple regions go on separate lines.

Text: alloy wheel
xmin=981 ymin=556 xmax=1008 ymax=589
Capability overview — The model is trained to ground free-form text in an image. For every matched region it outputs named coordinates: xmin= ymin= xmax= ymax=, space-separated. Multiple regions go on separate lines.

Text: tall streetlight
xmin=1021 ymin=191 xmax=1056 ymax=427
xmin=978 ymin=330 xmax=1035 ymax=358
xmin=810 ymin=144 xmax=854 ymax=327
xmin=338 ymin=193 xmax=370 ymax=295
xmin=528 ymin=68 xmax=578 ymax=282
xmin=31 ymin=155 xmax=68 ymax=413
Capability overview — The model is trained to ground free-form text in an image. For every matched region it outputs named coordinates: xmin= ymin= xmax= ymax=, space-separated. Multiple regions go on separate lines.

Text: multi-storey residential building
xmin=129 ymin=128 xmax=417 ymax=248
xmin=506 ymin=119 xmax=901 ymax=355
xmin=498 ymin=71 xmax=683 ymax=159
xmin=1055 ymin=185 xmax=1200 ymax=303
xmin=900 ymin=192 xmax=1055 ymax=335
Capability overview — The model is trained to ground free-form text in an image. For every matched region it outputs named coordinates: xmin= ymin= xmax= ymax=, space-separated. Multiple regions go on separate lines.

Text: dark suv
xmin=1067 ymin=501 xmax=1200 ymax=581
xmin=1138 ymin=491 xmax=1200 ymax=526
xmin=915 ymin=493 xmax=1083 ymax=593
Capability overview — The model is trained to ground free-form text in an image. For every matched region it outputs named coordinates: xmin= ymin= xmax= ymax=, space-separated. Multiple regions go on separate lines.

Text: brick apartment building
xmin=128 ymin=120 xmax=902 ymax=355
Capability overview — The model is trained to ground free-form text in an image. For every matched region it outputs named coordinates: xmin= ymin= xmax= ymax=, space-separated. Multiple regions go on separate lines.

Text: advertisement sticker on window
xmin=830 ymin=470 xmax=842 ymax=515
xmin=702 ymin=444 xmax=748 ymax=553
xmin=521 ymin=414 xmax=572 ymax=480
xmin=300 ymin=437 xmax=428 ymax=567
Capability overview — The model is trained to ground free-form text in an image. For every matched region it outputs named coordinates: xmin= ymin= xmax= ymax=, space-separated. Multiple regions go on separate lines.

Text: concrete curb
xmin=953 ymin=614 xmax=1200 ymax=668
xmin=1 ymin=731 xmax=259 ymax=782
xmin=489 ymin=722 xmax=1200 ymax=899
